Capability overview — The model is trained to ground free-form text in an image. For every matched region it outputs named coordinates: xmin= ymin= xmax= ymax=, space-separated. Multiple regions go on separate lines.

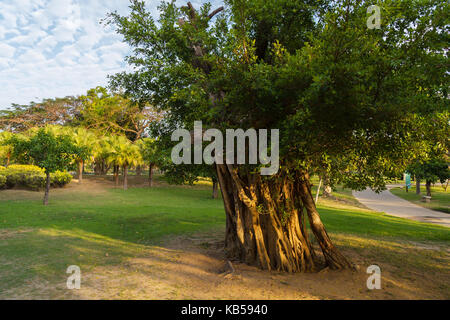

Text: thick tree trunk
xmin=123 ymin=165 xmax=128 ymax=190
xmin=148 ymin=164 xmax=154 ymax=187
xmin=415 ymin=177 xmax=421 ymax=194
xmin=426 ymin=180 xmax=432 ymax=197
xmin=77 ymin=160 xmax=83 ymax=183
xmin=216 ymin=164 xmax=353 ymax=272
xmin=43 ymin=171 xmax=50 ymax=205
xmin=212 ymin=180 xmax=218 ymax=199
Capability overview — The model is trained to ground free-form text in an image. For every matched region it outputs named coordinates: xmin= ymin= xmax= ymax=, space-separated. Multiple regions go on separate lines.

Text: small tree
xmin=70 ymin=127 xmax=96 ymax=183
xmin=137 ymin=137 xmax=166 ymax=187
xmin=10 ymin=128 xmax=81 ymax=205
xmin=407 ymin=158 xmax=450 ymax=197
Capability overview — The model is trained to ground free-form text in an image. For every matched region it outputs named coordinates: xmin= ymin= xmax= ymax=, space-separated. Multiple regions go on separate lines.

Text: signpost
xmin=404 ymin=173 xmax=411 ymax=192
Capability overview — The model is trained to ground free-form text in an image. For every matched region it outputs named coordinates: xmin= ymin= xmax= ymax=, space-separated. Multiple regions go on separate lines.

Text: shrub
xmin=51 ymin=170 xmax=72 ymax=187
xmin=0 ymin=174 xmax=6 ymax=189
xmin=0 ymin=164 xmax=72 ymax=190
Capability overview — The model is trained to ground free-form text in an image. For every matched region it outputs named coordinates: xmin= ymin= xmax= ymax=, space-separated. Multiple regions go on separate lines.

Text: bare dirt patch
xmin=68 ymin=231 xmax=449 ymax=300
xmin=0 ymin=228 xmax=33 ymax=240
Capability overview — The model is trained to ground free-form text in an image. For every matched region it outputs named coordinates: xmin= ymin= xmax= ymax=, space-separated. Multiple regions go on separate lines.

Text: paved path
xmin=353 ymin=187 xmax=450 ymax=228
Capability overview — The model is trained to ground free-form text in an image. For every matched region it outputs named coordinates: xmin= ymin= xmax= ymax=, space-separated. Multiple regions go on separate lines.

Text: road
xmin=353 ymin=187 xmax=450 ymax=228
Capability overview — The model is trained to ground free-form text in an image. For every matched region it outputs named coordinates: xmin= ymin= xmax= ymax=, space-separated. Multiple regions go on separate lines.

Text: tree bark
xmin=426 ymin=180 xmax=432 ymax=197
xmin=123 ymin=165 xmax=128 ymax=190
xmin=212 ymin=180 xmax=218 ymax=199
xmin=216 ymin=164 xmax=353 ymax=272
xmin=136 ymin=165 xmax=142 ymax=176
xmin=43 ymin=171 xmax=50 ymax=205
xmin=77 ymin=160 xmax=83 ymax=183
xmin=114 ymin=165 xmax=119 ymax=186
xmin=148 ymin=164 xmax=154 ymax=187
xmin=415 ymin=176 xmax=420 ymax=194
xmin=94 ymin=161 xmax=101 ymax=175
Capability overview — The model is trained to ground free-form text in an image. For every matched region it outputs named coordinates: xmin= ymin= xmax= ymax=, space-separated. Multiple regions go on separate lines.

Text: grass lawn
xmin=0 ymin=176 xmax=449 ymax=299
xmin=390 ymin=186 xmax=450 ymax=214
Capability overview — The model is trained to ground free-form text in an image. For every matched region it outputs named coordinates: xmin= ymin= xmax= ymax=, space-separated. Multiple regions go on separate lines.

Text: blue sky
xmin=0 ymin=0 xmax=221 ymax=109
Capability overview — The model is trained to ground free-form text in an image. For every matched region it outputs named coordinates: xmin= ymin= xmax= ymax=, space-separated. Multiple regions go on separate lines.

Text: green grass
xmin=0 ymin=180 xmax=449 ymax=298
xmin=390 ymin=186 xmax=450 ymax=214
xmin=0 ymin=186 xmax=225 ymax=245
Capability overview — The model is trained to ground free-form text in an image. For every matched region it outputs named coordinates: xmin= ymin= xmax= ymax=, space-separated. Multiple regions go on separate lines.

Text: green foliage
xmin=76 ymin=86 xmax=160 ymax=141
xmin=0 ymin=164 xmax=72 ymax=190
xmin=9 ymin=128 xmax=82 ymax=174
xmin=50 ymin=170 xmax=73 ymax=187
xmin=407 ymin=158 xmax=450 ymax=185
xmin=104 ymin=135 xmax=143 ymax=168
xmin=0 ymin=131 xmax=14 ymax=166
xmin=107 ymin=0 xmax=448 ymax=191
xmin=137 ymin=137 xmax=166 ymax=167
xmin=68 ymin=127 xmax=97 ymax=162
xmin=0 ymin=173 xmax=6 ymax=189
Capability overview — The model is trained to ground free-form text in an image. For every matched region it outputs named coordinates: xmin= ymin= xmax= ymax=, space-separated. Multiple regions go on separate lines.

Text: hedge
xmin=0 ymin=164 xmax=72 ymax=190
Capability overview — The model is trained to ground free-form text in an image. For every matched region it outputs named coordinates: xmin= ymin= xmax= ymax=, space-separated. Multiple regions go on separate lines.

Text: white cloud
xmin=36 ymin=36 xmax=58 ymax=52
xmin=0 ymin=58 xmax=10 ymax=69
xmin=0 ymin=0 xmax=224 ymax=108
xmin=17 ymin=50 xmax=46 ymax=64
xmin=0 ymin=43 xmax=16 ymax=58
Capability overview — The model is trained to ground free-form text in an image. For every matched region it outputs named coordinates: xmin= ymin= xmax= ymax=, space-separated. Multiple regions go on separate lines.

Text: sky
xmin=0 ymin=0 xmax=220 ymax=110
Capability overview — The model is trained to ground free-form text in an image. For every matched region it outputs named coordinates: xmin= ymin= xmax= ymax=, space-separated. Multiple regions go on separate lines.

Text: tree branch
xmin=208 ymin=7 xmax=224 ymax=19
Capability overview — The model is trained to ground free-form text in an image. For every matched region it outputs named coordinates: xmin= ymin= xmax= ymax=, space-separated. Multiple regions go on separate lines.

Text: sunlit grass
xmin=0 ymin=179 xmax=449 ymax=299
xmin=390 ymin=186 xmax=450 ymax=214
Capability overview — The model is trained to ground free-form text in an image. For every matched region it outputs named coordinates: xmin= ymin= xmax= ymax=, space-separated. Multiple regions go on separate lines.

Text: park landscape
xmin=0 ymin=0 xmax=449 ymax=300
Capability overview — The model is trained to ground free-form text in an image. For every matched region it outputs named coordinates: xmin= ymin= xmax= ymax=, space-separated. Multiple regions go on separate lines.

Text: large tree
xmin=77 ymin=86 xmax=162 ymax=142
xmin=107 ymin=0 xmax=448 ymax=271
xmin=0 ymin=97 xmax=81 ymax=132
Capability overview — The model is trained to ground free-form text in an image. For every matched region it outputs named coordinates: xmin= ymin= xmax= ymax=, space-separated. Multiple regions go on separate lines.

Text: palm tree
xmin=137 ymin=137 xmax=160 ymax=187
xmin=103 ymin=135 xmax=122 ymax=186
xmin=70 ymin=127 xmax=96 ymax=183
xmin=106 ymin=135 xmax=142 ymax=190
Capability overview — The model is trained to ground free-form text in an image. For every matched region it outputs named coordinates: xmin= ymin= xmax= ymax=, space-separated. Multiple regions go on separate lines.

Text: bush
xmin=51 ymin=170 xmax=72 ymax=188
xmin=0 ymin=164 xmax=72 ymax=190
xmin=0 ymin=174 xmax=6 ymax=189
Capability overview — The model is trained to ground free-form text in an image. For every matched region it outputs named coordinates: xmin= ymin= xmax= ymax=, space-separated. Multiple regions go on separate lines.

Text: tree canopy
xmin=9 ymin=128 xmax=82 ymax=204
xmin=104 ymin=0 xmax=449 ymax=272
